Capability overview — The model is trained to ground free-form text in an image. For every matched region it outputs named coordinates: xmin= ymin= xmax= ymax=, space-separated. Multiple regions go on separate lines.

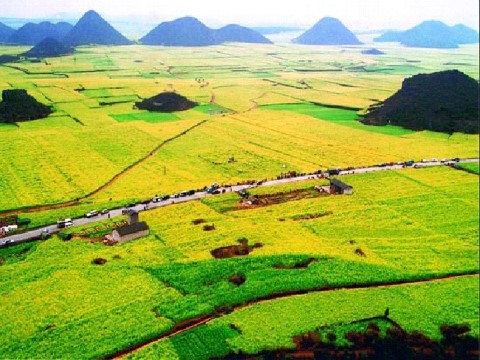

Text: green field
xmin=0 ymin=40 xmax=479 ymax=359
xmin=0 ymin=43 xmax=478 ymax=217
xmin=0 ymin=167 xmax=478 ymax=359
xmin=457 ymin=162 xmax=480 ymax=174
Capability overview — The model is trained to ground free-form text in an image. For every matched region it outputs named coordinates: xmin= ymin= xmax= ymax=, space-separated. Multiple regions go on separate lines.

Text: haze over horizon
xmin=1 ymin=0 xmax=479 ymax=33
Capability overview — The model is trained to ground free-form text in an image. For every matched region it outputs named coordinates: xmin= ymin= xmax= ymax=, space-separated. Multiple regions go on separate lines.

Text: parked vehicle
xmin=327 ymin=168 xmax=341 ymax=176
xmin=151 ymin=196 xmax=161 ymax=203
xmin=126 ymin=203 xmax=136 ymax=208
xmin=140 ymin=199 xmax=151 ymax=205
xmin=85 ymin=210 xmax=98 ymax=218
xmin=100 ymin=209 xmax=109 ymax=215
xmin=187 ymin=189 xmax=196 ymax=196
xmin=405 ymin=160 xmax=415 ymax=167
xmin=161 ymin=195 xmax=170 ymax=201
xmin=179 ymin=191 xmax=189 ymax=197
xmin=1 ymin=239 xmax=14 ymax=246
xmin=57 ymin=218 xmax=73 ymax=228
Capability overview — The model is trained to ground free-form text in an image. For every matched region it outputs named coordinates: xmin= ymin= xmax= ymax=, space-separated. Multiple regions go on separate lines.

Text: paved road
xmin=1 ymin=158 xmax=478 ymax=247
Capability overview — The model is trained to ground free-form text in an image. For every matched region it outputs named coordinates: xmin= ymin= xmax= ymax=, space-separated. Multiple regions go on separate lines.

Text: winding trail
xmin=0 ymin=119 xmax=209 ymax=216
xmin=105 ymin=272 xmax=479 ymax=359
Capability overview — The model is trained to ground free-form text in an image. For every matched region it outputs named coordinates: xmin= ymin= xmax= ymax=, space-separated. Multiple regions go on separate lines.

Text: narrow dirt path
xmin=0 ymin=119 xmax=208 ymax=216
xmin=105 ymin=272 xmax=479 ymax=359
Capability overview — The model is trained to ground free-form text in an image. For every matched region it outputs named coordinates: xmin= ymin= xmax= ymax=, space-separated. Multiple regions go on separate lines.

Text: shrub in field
xmin=92 ymin=257 xmax=107 ymax=265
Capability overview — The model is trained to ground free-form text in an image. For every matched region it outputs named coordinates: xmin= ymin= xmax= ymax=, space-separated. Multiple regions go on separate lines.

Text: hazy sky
xmin=1 ymin=0 xmax=479 ymax=31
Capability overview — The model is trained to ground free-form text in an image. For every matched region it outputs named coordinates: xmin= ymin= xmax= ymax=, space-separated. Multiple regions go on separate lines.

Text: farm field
xmin=0 ymin=166 xmax=478 ymax=359
xmin=0 ymin=42 xmax=478 ymax=219
xmin=126 ymin=275 xmax=480 ymax=359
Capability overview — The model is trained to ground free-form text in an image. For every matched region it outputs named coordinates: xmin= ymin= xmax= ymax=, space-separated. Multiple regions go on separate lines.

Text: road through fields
xmin=2 ymin=158 xmax=477 ymax=246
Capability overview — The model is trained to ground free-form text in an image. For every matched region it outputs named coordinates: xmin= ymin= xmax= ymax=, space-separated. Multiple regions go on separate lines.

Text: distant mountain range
xmin=361 ymin=70 xmax=479 ymax=134
xmin=293 ymin=17 xmax=362 ymax=45
xmin=7 ymin=21 xmax=73 ymax=45
xmin=375 ymin=20 xmax=479 ymax=48
xmin=0 ymin=22 xmax=15 ymax=42
xmin=141 ymin=16 xmax=271 ymax=46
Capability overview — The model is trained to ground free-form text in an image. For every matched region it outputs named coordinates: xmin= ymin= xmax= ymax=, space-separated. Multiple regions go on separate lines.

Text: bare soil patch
xmin=236 ymin=189 xmax=326 ymax=210
xmin=211 ymin=238 xmax=263 ymax=259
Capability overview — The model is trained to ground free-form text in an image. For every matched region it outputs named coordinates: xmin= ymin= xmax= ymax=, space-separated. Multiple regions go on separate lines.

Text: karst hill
xmin=141 ymin=16 xmax=271 ymax=46
xmin=7 ymin=21 xmax=73 ymax=45
xmin=375 ymin=20 xmax=479 ymax=48
xmin=23 ymin=37 xmax=74 ymax=58
xmin=293 ymin=17 xmax=362 ymax=45
xmin=361 ymin=70 xmax=479 ymax=134
xmin=62 ymin=10 xmax=132 ymax=46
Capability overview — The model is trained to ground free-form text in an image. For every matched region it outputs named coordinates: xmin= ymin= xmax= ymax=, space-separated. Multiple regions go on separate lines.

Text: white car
xmin=85 ymin=210 xmax=99 ymax=218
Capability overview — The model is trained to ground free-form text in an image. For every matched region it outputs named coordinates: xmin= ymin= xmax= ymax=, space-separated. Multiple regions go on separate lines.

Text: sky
xmin=0 ymin=0 xmax=479 ymax=31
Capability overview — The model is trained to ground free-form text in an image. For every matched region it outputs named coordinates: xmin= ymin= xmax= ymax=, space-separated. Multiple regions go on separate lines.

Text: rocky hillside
xmin=361 ymin=70 xmax=479 ymax=134
xmin=63 ymin=10 xmax=132 ymax=46
xmin=0 ymin=89 xmax=53 ymax=123
xmin=293 ymin=17 xmax=362 ymax=45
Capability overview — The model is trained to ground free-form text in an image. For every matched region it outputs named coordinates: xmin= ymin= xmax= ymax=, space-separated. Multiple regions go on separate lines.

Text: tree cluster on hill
xmin=135 ymin=92 xmax=198 ymax=112
xmin=223 ymin=323 xmax=479 ymax=359
xmin=361 ymin=70 xmax=479 ymax=134
xmin=375 ymin=20 xmax=479 ymax=48
xmin=0 ymin=89 xmax=52 ymax=123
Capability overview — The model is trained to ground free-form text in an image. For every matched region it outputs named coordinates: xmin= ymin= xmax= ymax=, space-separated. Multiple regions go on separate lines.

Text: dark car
xmin=327 ymin=169 xmax=341 ymax=176
xmin=161 ymin=195 xmax=170 ymax=201
xmin=126 ymin=203 xmax=136 ymax=208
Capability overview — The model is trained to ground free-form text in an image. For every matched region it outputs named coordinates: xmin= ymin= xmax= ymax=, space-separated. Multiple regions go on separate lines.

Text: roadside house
xmin=112 ymin=222 xmax=149 ymax=243
xmin=330 ymin=179 xmax=353 ymax=195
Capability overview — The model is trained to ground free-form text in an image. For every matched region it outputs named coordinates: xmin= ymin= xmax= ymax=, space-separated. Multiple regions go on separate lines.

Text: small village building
xmin=112 ymin=221 xmax=150 ymax=243
xmin=329 ymin=179 xmax=353 ymax=195
xmin=126 ymin=210 xmax=139 ymax=225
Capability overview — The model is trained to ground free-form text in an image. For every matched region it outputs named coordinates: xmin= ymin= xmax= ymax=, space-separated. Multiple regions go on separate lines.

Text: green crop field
xmin=0 ymin=166 xmax=478 ymax=359
xmin=0 ymin=38 xmax=479 ymax=359
xmin=0 ymin=43 xmax=478 ymax=218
